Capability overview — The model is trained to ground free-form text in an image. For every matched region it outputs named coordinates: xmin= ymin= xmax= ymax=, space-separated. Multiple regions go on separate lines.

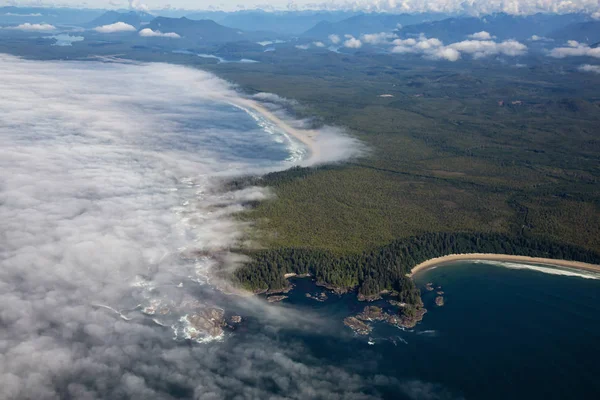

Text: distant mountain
xmin=207 ymin=10 xmax=359 ymax=35
xmin=87 ymin=11 xmax=154 ymax=28
xmin=146 ymin=17 xmax=261 ymax=42
xmin=396 ymin=13 xmax=590 ymax=43
xmin=0 ymin=6 xmax=103 ymax=25
xmin=549 ymin=20 xmax=600 ymax=44
xmin=302 ymin=13 xmax=447 ymax=39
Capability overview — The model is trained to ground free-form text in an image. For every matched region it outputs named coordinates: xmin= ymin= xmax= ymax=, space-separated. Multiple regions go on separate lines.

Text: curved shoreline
xmin=225 ymin=96 xmax=320 ymax=160
xmin=409 ymin=254 xmax=600 ymax=277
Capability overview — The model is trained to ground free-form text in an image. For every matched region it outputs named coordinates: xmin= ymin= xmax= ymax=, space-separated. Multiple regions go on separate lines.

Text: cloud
xmin=3 ymin=12 xmax=43 ymax=16
xmin=415 ymin=37 xmax=443 ymax=50
xmin=328 ymin=34 xmax=341 ymax=44
xmin=361 ymin=32 xmax=398 ymax=45
xmin=592 ymin=11 xmax=600 ymax=20
xmin=139 ymin=28 xmax=180 ymax=38
xmin=313 ymin=41 xmax=326 ymax=47
xmin=0 ymin=54 xmax=368 ymax=399
xmin=549 ymin=41 xmax=600 ymax=58
xmin=295 ymin=44 xmax=310 ymax=49
xmin=468 ymin=31 xmax=494 ymax=40
xmin=4 ymin=23 xmax=55 ymax=31
xmin=344 ymin=36 xmax=363 ymax=48
xmin=129 ymin=0 xmax=149 ymax=12
xmin=579 ymin=64 xmax=600 ymax=73
xmin=530 ymin=34 xmax=553 ymax=41
xmin=290 ymin=1 xmax=600 ymax=16
xmin=448 ymin=39 xmax=528 ymax=58
xmin=430 ymin=47 xmax=462 ymax=61
xmin=94 ymin=22 xmax=137 ymax=33
xmin=391 ymin=34 xmax=526 ymax=61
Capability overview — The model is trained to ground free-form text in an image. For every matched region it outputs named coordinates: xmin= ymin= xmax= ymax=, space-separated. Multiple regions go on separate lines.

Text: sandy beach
xmin=225 ymin=96 xmax=319 ymax=160
xmin=409 ymin=253 xmax=600 ymax=277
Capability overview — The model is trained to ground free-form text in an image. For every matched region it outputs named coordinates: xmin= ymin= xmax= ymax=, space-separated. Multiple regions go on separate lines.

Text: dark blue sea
xmin=200 ymin=261 xmax=600 ymax=399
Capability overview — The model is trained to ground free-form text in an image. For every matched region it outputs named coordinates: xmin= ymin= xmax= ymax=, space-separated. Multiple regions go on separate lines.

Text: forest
xmin=233 ymin=232 xmax=600 ymax=307
xmin=216 ymin=51 xmax=600 ymax=307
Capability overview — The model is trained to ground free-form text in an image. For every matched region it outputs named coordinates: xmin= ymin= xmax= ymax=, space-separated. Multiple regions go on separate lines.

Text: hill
xmin=214 ymin=10 xmax=359 ymax=35
xmin=0 ymin=6 xmax=103 ymax=25
xmin=146 ymin=17 xmax=272 ymax=43
xmin=302 ymin=13 xmax=446 ymax=39
xmin=87 ymin=10 xmax=154 ymax=28
xmin=549 ymin=20 xmax=600 ymax=44
xmin=396 ymin=13 xmax=589 ymax=42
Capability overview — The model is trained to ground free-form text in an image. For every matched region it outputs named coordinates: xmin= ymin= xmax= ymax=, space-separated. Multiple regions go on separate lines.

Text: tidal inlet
xmin=0 ymin=55 xmax=366 ymax=399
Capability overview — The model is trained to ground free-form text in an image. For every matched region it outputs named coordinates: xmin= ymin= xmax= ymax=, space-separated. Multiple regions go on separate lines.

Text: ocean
xmin=219 ymin=261 xmax=600 ymax=399
xmin=2 ymin=54 xmax=598 ymax=399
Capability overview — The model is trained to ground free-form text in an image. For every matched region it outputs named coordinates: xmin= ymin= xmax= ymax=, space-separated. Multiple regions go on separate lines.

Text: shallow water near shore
xmin=206 ymin=262 xmax=600 ymax=399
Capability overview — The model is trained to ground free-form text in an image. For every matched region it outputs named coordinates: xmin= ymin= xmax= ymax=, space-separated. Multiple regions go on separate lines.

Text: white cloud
xmin=429 ymin=47 xmax=462 ymax=61
xmin=449 ymin=39 xmax=527 ymax=58
xmin=468 ymin=31 xmax=495 ymax=40
xmin=579 ymin=64 xmax=600 ymax=73
xmin=530 ymin=34 xmax=553 ymax=41
xmin=549 ymin=41 xmax=600 ymax=58
xmin=313 ymin=41 xmax=325 ymax=47
xmin=328 ymin=34 xmax=340 ymax=44
xmin=139 ymin=28 xmax=180 ymax=38
xmin=290 ymin=0 xmax=600 ymax=16
xmin=94 ymin=22 xmax=137 ymax=33
xmin=3 ymin=12 xmax=43 ymax=17
xmin=390 ymin=34 xmax=527 ymax=61
xmin=5 ymin=23 xmax=55 ymax=31
xmin=361 ymin=32 xmax=397 ymax=45
xmin=415 ymin=37 xmax=443 ymax=50
xmin=128 ymin=0 xmax=149 ymax=12
xmin=343 ymin=36 xmax=362 ymax=48
xmin=391 ymin=37 xmax=418 ymax=53
xmin=0 ymin=54 xmax=366 ymax=400
xmin=592 ymin=11 xmax=600 ymax=20
xmin=295 ymin=44 xmax=310 ymax=50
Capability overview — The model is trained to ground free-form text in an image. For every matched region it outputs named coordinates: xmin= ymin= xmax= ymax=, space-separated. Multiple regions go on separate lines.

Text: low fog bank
xmin=0 ymin=55 xmax=398 ymax=399
xmin=247 ymin=91 xmax=365 ymax=165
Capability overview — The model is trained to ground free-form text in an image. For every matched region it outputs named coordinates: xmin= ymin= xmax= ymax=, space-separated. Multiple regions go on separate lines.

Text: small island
xmin=344 ymin=304 xmax=428 ymax=334
xmin=305 ymin=292 xmax=328 ymax=302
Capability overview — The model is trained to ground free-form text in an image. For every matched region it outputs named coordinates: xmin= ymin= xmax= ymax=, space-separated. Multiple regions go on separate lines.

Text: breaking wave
xmin=473 ymin=260 xmax=600 ymax=280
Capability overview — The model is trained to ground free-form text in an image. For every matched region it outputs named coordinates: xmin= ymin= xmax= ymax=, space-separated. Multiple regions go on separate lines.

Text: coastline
xmin=225 ymin=96 xmax=320 ymax=160
xmin=409 ymin=253 xmax=600 ymax=277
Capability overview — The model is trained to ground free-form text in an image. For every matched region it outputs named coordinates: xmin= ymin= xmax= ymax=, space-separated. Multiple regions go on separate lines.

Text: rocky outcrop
xmin=356 ymin=306 xmax=387 ymax=321
xmin=186 ymin=308 xmax=226 ymax=338
xmin=343 ymin=317 xmax=372 ymax=335
xmin=305 ymin=292 xmax=328 ymax=302
xmin=435 ymin=296 xmax=445 ymax=306
xmin=267 ymin=295 xmax=288 ymax=303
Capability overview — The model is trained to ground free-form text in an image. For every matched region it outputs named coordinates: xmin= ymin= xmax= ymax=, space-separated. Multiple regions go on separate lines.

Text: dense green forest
xmin=234 ymin=232 xmax=600 ymax=306
xmin=218 ymin=52 xmax=600 ymax=305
